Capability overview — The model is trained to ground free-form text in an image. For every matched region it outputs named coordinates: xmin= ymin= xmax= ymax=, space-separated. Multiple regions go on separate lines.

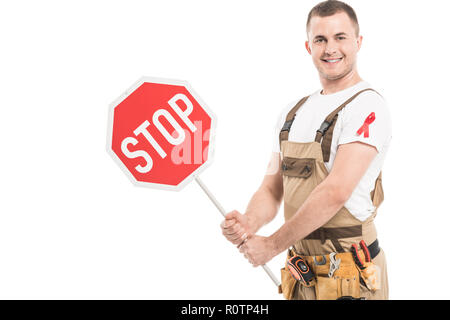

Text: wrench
xmin=313 ymin=255 xmax=327 ymax=266
xmin=328 ymin=252 xmax=341 ymax=278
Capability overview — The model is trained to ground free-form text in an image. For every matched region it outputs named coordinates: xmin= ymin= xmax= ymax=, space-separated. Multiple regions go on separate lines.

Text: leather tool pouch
xmin=280 ymin=252 xmax=362 ymax=300
xmin=280 ymin=250 xmax=316 ymax=300
xmin=280 ymin=266 xmax=297 ymax=300
xmin=359 ymin=262 xmax=381 ymax=291
xmin=281 ymin=157 xmax=315 ymax=178
xmin=312 ymin=254 xmax=361 ymax=300
xmin=314 ymin=275 xmax=360 ymax=300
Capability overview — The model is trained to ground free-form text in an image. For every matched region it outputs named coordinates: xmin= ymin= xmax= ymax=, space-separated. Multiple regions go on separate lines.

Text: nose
xmin=325 ymin=40 xmax=338 ymax=56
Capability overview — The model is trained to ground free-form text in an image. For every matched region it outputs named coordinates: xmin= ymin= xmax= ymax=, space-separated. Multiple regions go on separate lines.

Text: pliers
xmin=351 ymin=240 xmax=371 ymax=270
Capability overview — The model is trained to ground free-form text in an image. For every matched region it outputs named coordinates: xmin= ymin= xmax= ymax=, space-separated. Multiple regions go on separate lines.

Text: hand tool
xmin=351 ymin=241 xmax=380 ymax=291
xmin=350 ymin=243 xmax=365 ymax=269
xmin=313 ymin=255 xmax=327 ymax=266
xmin=328 ymin=252 xmax=341 ymax=277
xmin=287 ymin=256 xmax=315 ymax=286
xmin=359 ymin=240 xmax=371 ymax=262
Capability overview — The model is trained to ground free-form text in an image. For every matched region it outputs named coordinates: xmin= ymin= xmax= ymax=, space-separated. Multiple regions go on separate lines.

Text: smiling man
xmin=220 ymin=0 xmax=391 ymax=300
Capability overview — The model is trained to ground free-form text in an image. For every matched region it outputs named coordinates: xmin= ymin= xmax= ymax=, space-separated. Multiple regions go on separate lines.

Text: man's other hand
xmin=220 ymin=210 xmax=254 ymax=246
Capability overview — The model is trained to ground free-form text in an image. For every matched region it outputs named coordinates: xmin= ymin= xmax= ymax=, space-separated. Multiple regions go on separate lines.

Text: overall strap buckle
xmin=281 ymin=119 xmax=295 ymax=133
xmin=316 ymin=120 xmax=331 ymax=136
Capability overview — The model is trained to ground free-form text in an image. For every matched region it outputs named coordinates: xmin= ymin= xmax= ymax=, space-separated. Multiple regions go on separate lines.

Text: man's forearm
xmin=269 ymin=181 xmax=347 ymax=254
xmin=245 ymin=186 xmax=281 ymax=234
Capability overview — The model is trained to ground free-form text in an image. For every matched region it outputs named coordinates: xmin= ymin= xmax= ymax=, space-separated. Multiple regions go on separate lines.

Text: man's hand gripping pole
xmin=194 ymin=176 xmax=281 ymax=288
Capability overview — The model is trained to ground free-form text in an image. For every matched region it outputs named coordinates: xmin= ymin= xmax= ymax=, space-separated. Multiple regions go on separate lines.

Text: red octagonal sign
xmin=107 ymin=77 xmax=216 ymax=190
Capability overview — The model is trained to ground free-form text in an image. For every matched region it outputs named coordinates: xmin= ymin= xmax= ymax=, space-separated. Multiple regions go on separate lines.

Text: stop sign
xmin=107 ymin=77 xmax=216 ymax=190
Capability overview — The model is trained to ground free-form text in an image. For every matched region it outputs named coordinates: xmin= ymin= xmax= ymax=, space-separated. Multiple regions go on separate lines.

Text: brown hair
xmin=307 ymin=0 xmax=359 ymax=36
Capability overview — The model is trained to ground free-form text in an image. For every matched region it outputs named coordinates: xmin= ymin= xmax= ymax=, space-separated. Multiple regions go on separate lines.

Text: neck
xmin=320 ymin=69 xmax=362 ymax=95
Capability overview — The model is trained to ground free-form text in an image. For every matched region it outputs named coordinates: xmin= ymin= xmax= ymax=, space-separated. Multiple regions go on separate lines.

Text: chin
xmin=320 ymin=67 xmax=353 ymax=81
xmin=321 ymin=72 xmax=345 ymax=81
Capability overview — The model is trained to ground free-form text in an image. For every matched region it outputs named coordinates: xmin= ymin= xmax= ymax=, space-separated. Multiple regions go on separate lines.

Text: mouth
xmin=321 ymin=57 xmax=343 ymax=64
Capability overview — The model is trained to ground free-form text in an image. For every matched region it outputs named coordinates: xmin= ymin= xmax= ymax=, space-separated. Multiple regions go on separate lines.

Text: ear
xmin=357 ymin=35 xmax=363 ymax=51
xmin=305 ymin=41 xmax=312 ymax=55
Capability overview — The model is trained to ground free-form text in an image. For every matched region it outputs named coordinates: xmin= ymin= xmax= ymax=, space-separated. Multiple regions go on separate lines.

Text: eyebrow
xmin=313 ymin=35 xmax=326 ymax=41
xmin=313 ymin=32 xmax=348 ymax=40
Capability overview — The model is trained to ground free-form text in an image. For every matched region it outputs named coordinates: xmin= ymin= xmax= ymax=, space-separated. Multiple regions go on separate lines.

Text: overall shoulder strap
xmin=314 ymin=88 xmax=379 ymax=162
xmin=315 ymin=88 xmax=385 ymax=209
xmin=278 ymin=96 xmax=310 ymax=147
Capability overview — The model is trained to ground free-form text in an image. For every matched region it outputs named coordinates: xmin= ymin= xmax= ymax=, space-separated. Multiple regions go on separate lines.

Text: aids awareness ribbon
xmin=356 ymin=112 xmax=376 ymax=138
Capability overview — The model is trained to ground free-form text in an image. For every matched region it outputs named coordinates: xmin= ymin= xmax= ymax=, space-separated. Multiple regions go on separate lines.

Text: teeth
xmin=326 ymin=59 xmax=341 ymax=63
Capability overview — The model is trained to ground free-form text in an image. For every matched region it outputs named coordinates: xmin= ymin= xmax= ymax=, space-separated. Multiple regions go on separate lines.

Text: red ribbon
xmin=356 ymin=112 xmax=375 ymax=138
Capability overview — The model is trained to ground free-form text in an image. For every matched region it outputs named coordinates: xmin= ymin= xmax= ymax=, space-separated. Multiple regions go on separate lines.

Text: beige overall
xmin=279 ymin=89 xmax=388 ymax=300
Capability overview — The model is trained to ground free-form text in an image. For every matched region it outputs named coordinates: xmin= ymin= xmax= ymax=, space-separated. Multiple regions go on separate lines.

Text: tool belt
xmin=280 ymin=239 xmax=380 ymax=300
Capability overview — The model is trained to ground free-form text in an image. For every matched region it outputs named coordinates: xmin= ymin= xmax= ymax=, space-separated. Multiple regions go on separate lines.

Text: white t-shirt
xmin=273 ymin=81 xmax=392 ymax=222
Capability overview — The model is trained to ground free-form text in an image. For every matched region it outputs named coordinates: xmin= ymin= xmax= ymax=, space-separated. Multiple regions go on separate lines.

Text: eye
xmin=337 ymin=36 xmax=346 ymax=40
xmin=315 ymin=38 xmax=325 ymax=43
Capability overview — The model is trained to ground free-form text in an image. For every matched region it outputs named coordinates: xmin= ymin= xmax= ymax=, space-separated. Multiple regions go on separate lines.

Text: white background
xmin=0 ymin=0 xmax=449 ymax=299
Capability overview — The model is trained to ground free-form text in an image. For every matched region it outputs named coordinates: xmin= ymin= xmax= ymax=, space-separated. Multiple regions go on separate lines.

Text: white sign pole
xmin=194 ymin=176 xmax=281 ymax=288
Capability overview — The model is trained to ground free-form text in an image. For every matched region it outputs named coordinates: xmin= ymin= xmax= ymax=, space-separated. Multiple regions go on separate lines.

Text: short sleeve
xmin=272 ymin=100 xmax=298 ymax=153
xmin=272 ymin=114 xmax=283 ymax=153
xmin=337 ymin=92 xmax=392 ymax=152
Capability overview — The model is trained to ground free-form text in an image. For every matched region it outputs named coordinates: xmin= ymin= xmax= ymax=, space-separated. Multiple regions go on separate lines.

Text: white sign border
xmin=106 ymin=76 xmax=217 ymax=192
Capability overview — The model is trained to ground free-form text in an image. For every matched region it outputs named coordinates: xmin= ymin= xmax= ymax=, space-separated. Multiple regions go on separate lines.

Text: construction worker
xmin=221 ymin=0 xmax=391 ymax=300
